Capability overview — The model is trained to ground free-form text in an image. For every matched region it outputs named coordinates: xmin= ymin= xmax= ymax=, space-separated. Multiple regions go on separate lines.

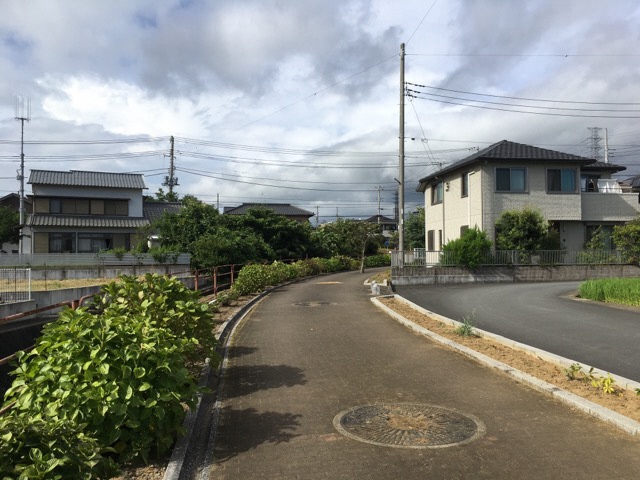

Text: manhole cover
xmin=293 ymin=301 xmax=335 ymax=307
xmin=333 ymin=403 xmax=485 ymax=449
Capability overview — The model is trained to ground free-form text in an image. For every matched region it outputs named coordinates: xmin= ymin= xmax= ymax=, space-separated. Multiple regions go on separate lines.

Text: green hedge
xmin=0 ymin=274 xmax=212 ymax=478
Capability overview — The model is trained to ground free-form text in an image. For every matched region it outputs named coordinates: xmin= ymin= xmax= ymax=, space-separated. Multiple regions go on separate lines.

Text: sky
xmin=1 ymin=0 xmax=639 ymax=224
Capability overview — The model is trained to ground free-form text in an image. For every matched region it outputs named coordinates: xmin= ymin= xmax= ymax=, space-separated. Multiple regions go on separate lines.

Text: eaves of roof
xmin=28 ymin=215 xmax=150 ymax=228
xmin=416 ymin=140 xmax=595 ymax=192
xmin=28 ymin=170 xmax=147 ymax=189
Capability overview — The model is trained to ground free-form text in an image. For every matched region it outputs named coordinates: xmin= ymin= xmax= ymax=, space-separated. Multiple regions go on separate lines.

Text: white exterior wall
xmin=32 ymin=185 xmax=144 ymax=217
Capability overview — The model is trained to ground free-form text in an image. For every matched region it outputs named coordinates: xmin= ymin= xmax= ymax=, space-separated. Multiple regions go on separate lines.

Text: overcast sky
xmin=1 ymin=0 xmax=639 ymax=223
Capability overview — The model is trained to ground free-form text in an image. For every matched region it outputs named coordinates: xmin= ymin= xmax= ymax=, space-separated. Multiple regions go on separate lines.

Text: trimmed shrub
xmin=364 ymin=254 xmax=391 ymax=268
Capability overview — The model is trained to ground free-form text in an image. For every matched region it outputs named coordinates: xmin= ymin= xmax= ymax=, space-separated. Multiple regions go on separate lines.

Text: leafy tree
xmin=495 ymin=207 xmax=558 ymax=251
xmin=153 ymin=187 xmax=180 ymax=202
xmin=442 ymin=227 xmax=492 ymax=268
xmin=222 ymin=207 xmax=312 ymax=260
xmin=318 ymin=219 xmax=383 ymax=272
xmin=0 ymin=206 xmax=19 ymax=246
xmin=613 ymin=216 xmax=640 ymax=263
xmin=404 ymin=207 xmax=425 ymax=249
xmin=191 ymin=228 xmax=272 ymax=267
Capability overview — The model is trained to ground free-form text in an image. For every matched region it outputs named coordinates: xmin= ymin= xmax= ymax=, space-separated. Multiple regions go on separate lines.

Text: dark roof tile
xmin=28 ymin=170 xmax=147 ymax=189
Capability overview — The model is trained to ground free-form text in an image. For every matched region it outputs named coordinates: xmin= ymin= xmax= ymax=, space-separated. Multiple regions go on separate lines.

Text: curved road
xmin=208 ymin=271 xmax=640 ymax=479
xmin=395 ymin=282 xmax=640 ymax=382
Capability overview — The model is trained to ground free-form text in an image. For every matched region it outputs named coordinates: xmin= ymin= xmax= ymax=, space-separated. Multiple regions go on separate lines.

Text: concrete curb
xmin=372 ymin=295 xmax=640 ymax=437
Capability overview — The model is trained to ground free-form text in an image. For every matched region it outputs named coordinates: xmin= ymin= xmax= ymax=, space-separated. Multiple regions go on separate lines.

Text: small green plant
xmin=455 ymin=310 xmax=479 ymax=337
xmin=564 ymin=363 xmax=583 ymax=381
xmin=592 ymin=373 xmax=619 ymax=395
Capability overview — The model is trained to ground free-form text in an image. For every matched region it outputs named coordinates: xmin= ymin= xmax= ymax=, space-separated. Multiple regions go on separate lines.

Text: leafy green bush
xmin=3 ymin=306 xmax=198 ymax=464
xmin=95 ymin=274 xmax=218 ymax=360
xmin=148 ymin=246 xmax=180 ymax=264
xmin=233 ymin=264 xmax=269 ymax=295
xmin=0 ymin=416 xmax=118 ymax=480
xmin=441 ymin=227 xmax=492 ymax=268
xmin=364 ymin=254 xmax=391 ymax=268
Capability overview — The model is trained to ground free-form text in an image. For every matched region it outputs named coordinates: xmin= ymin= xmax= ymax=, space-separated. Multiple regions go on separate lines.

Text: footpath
xmin=202 ymin=270 xmax=640 ymax=479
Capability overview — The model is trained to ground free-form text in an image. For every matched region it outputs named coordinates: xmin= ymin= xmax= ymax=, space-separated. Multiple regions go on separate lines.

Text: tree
xmin=613 ymin=217 xmax=640 ymax=263
xmin=495 ymin=207 xmax=559 ymax=251
xmin=154 ymin=187 xmax=180 ymax=202
xmin=442 ymin=227 xmax=492 ymax=268
xmin=318 ymin=219 xmax=383 ymax=272
xmin=0 ymin=206 xmax=19 ymax=246
xmin=404 ymin=207 xmax=425 ymax=249
xmin=221 ymin=207 xmax=313 ymax=260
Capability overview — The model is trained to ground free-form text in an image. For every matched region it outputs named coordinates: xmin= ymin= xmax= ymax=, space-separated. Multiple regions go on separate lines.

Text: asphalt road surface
xmin=395 ymin=281 xmax=640 ymax=382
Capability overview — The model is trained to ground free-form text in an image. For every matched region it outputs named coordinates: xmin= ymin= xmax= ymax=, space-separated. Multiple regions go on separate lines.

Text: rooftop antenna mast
xmin=15 ymin=95 xmax=30 ymax=254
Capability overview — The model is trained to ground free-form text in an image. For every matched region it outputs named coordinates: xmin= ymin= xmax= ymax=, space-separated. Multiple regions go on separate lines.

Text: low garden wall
xmin=392 ymin=264 xmax=640 ymax=286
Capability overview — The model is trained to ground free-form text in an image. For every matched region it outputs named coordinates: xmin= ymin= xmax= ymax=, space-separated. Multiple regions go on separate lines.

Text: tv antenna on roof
xmin=15 ymin=95 xmax=31 ymax=254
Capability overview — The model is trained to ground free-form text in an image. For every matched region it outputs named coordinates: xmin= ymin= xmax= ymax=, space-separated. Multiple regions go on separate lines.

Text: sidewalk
xmin=206 ymin=270 xmax=640 ymax=479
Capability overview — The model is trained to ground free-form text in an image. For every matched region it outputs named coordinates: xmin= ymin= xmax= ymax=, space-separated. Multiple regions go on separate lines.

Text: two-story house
xmin=417 ymin=140 xmax=640 ymax=251
xmin=24 ymin=170 xmax=150 ymax=253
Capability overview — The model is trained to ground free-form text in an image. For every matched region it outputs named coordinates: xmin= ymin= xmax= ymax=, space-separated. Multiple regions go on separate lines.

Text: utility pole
xmin=398 ymin=43 xmax=406 ymax=257
xmin=604 ymin=128 xmax=609 ymax=164
xmin=316 ymin=206 xmax=319 ymax=228
xmin=15 ymin=96 xmax=30 ymax=255
xmin=375 ymin=186 xmax=383 ymax=222
xmin=163 ymin=135 xmax=179 ymax=196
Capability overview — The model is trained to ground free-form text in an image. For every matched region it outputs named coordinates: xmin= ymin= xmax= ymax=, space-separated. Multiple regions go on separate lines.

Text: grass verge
xmin=579 ymin=278 xmax=640 ymax=307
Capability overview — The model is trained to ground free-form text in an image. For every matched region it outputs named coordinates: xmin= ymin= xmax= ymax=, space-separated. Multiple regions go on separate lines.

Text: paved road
xmin=208 ymin=271 xmax=640 ymax=479
xmin=395 ymin=282 xmax=640 ymax=382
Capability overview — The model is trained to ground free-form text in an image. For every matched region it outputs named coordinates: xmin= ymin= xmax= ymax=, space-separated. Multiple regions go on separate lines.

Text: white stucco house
xmin=417 ymin=140 xmax=640 ymax=251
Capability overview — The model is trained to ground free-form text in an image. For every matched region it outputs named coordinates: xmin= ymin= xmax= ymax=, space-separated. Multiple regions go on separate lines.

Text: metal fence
xmin=392 ymin=249 xmax=632 ymax=267
xmin=0 ymin=268 xmax=31 ymax=304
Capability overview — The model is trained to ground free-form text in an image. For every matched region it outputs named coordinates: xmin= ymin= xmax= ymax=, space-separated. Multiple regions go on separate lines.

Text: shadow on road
xmin=224 ymin=345 xmax=259 ymax=359
xmin=222 ymin=364 xmax=307 ymax=398
xmin=214 ymin=407 xmax=302 ymax=463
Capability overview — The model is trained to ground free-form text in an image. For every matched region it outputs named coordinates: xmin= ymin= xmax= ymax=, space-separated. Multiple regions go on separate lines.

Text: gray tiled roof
xmin=224 ymin=203 xmax=314 ymax=217
xmin=143 ymin=201 xmax=184 ymax=222
xmin=363 ymin=215 xmax=397 ymax=225
xmin=417 ymin=140 xmax=595 ymax=190
xmin=581 ymin=161 xmax=626 ymax=172
xmin=28 ymin=215 xmax=149 ymax=228
xmin=28 ymin=170 xmax=147 ymax=189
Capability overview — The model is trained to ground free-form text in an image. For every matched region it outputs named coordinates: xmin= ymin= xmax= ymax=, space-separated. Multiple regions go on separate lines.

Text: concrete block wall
xmin=392 ymin=264 xmax=640 ymax=286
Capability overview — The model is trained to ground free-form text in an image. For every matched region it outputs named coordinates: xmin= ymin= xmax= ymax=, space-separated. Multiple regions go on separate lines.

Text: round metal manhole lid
xmin=333 ymin=403 xmax=485 ymax=449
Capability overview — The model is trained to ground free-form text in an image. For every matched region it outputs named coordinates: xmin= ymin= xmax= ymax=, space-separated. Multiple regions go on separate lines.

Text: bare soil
xmin=378 ymin=296 xmax=640 ymax=423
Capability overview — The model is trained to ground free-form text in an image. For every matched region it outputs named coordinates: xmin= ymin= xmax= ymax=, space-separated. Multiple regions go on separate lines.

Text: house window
xmin=581 ymin=175 xmax=600 ymax=192
xmin=547 ymin=168 xmax=577 ymax=193
xmin=49 ymin=233 xmax=75 ymax=253
xmin=427 ymin=230 xmax=435 ymax=251
xmin=50 ymin=199 xmax=62 ymax=214
xmin=438 ymin=230 xmax=443 ymax=250
xmin=460 ymin=225 xmax=469 ymax=236
xmin=586 ymin=225 xmax=614 ymax=250
xmin=431 ymin=181 xmax=443 ymax=205
xmin=461 ymin=173 xmax=469 ymax=198
xmin=78 ymin=233 xmax=113 ymax=253
xmin=496 ymin=167 xmax=527 ymax=192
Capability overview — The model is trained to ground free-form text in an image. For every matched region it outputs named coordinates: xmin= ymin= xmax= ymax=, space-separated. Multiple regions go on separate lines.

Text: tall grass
xmin=579 ymin=278 xmax=640 ymax=306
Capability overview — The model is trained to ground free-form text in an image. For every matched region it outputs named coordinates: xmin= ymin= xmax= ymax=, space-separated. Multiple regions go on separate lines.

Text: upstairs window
xmin=548 ymin=168 xmax=577 ymax=193
xmin=496 ymin=167 xmax=527 ymax=192
xmin=431 ymin=181 xmax=443 ymax=205
xmin=461 ymin=172 xmax=469 ymax=198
